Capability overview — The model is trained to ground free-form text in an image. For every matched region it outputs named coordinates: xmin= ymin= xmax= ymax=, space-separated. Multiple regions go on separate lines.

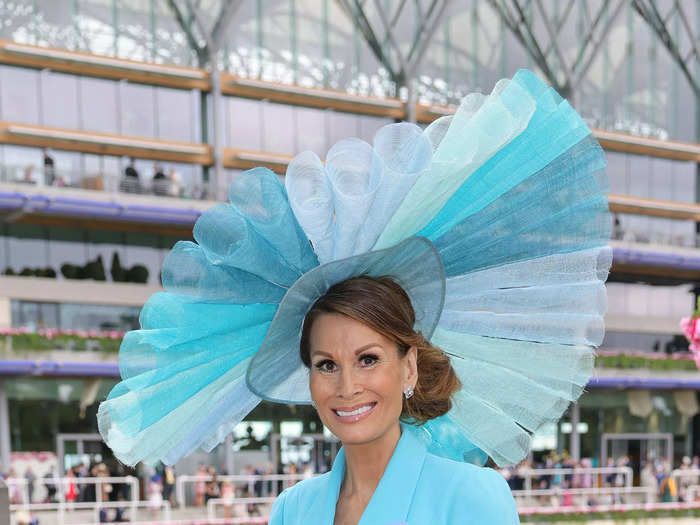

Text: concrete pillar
xmin=0 ymin=382 xmax=11 ymax=474
xmin=570 ymin=402 xmax=581 ymax=461
xmin=0 ymin=297 xmax=10 ymax=330
xmin=224 ymin=433 xmax=234 ymax=475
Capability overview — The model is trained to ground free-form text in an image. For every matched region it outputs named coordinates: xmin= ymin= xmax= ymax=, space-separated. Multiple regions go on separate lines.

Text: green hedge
xmin=595 ymin=353 xmax=698 ymax=371
xmin=1 ymin=333 xmax=121 ymax=353
xmin=520 ymin=507 xmax=700 ymax=522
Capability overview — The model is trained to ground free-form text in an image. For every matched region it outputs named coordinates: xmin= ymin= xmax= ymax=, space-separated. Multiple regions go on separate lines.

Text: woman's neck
xmin=340 ymin=422 xmax=402 ymax=500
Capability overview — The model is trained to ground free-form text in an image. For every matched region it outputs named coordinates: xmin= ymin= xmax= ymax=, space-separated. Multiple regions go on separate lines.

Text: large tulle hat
xmin=98 ymin=69 xmax=611 ymax=468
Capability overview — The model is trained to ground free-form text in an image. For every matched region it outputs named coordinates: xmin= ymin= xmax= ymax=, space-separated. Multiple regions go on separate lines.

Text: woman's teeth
xmin=334 ymin=404 xmax=374 ymax=417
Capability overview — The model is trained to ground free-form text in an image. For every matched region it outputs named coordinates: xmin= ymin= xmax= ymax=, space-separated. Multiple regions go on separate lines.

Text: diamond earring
xmin=403 ymin=385 xmax=414 ymax=400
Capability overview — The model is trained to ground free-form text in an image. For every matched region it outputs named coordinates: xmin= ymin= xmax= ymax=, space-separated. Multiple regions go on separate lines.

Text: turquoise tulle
xmin=98 ymin=69 xmax=611 ymax=468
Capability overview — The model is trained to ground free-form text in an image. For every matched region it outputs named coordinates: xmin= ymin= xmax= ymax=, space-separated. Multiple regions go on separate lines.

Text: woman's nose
xmin=337 ymin=367 xmax=362 ymax=398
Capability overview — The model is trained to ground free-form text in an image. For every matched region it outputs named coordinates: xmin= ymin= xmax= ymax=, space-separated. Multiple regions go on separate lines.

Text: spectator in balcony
xmin=152 ymin=164 xmax=169 ymax=196
xmin=43 ymin=149 xmax=55 ymax=185
xmin=121 ymin=158 xmax=142 ymax=194
xmin=22 ymin=165 xmax=36 ymax=184
xmin=612 ymin=214 xmax=623 ymax=240
xmin=125 ymin=158 xmax=139 ymax=179
xmin=168 ymin=167 xmax=182 ymax=198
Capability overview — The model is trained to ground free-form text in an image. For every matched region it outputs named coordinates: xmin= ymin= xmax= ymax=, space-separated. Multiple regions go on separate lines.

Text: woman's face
xmin=308 ymin=313 xmax=417 ymax=445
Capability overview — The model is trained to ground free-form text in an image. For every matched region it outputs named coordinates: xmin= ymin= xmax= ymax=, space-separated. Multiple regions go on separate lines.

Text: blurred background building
xmin=0 ymin=0 xmax=699 ymax=520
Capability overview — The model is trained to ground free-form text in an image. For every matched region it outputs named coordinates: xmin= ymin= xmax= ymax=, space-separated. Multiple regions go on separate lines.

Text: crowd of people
xmin=120 ymin=158 xmax=188 ymax=198
xmin=13 ymin=151 xmax=200 ymax=199
xmin=497 ymin=452 xmax=700 ymax=507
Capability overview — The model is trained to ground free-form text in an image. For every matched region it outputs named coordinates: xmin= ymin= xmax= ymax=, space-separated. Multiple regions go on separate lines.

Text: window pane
xmin=41 ymin=71 xmax=79 ymax=128
xmin=120 ymin=82 xmax=156 ymax=137
xmin=80 ymin=77 xmax=119 ymax=134
xmin=0 ymin=66 xmax=40 ymax=124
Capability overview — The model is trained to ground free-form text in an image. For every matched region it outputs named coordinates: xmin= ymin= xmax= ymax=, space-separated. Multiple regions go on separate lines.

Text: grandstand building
xmin=0 ymin=0 xmax=698 ymax=485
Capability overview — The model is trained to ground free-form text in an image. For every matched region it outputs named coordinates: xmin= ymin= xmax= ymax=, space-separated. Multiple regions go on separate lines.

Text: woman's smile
xmin=332 ymin=401 xmax=378 ymax=423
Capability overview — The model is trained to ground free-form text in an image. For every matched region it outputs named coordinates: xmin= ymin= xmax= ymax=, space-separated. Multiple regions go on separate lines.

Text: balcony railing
xmin=0 ymin=164 xmax=208 ymax=200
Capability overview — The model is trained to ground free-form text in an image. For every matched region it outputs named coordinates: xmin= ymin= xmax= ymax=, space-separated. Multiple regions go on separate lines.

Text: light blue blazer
xmin=269 ymin=422 xmax=520 ymax=524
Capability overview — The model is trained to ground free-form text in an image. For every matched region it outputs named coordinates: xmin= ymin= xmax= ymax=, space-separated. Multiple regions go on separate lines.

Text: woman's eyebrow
xmin=311 ymin=343 xmax=382 ymax=359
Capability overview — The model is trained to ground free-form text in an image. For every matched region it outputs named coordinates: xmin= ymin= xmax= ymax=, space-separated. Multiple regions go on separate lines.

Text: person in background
xmin=152 ymin=164 xmax=169 ymax=195
xmin=147 ymin=474 xmax=163 ymax=517
xmin=24 ymin=466 xmax=36 ymax=503
xmin=641 ymin=460 xmax=658 ymax=503
xmin=153 ymin=164 xmax=166 ymax=180
xmin=43 ymin=149 xmax=55 ymax=185
xmin=679 ymin=456 xmax=694 ymax=502
xmin=657 ymin=462 xmax=677 ymax=503
xmin=65 ymin=467 xmax=78 ymax=506
xmin=121 ymin=158 xmax=141 ymax=194
xmin=221 ymin=480 xmax=235 ymax=518
xmin=22 ymin=165 xmax=36 ymax=184
xmin=167 ymin=167 xmax=182 ymax=198
xmin=124 ymin=158 xmax=139 ymax=179
xmin=43 ymin=467 xmax=58 ymax=503
xmin=204 ymin=465 xmax=220 ymax=505
xmin=162 ymin=465 xmax=176 ymax=507
xmin=194 ymin=464 xmax=207 ymax=507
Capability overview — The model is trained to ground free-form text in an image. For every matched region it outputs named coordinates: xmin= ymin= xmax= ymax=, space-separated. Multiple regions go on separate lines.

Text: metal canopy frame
xmin=165 ymin=0 xmax=244 ymax=199
xmin=485 ymin=0 xmax=626 ymax=103
xmin=336 ymin=0 xmax=452 ymax=121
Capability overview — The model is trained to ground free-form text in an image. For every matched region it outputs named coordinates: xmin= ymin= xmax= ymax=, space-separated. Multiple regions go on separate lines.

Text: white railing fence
xmin=516 ymin=466 xmax=633 ymax=491
xmin=175 ymin=474 xmax=306 ymax=508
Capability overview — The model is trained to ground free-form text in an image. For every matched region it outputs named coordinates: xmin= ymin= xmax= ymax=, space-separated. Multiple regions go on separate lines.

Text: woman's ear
xmin=404 ymin=345 xmax=418 ymax=389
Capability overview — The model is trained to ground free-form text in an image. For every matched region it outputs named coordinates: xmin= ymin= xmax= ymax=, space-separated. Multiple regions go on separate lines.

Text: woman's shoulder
xmin=268 ymin=472 xmax=332 ymax=524
xmin=416 ymin=453 xmax=519 ymax=523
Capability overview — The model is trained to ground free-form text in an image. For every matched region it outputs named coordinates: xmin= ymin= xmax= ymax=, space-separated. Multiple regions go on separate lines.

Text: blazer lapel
xmin=357 ymin=423 xmax=427 ymax=525
xmin=308 ymin=444 xmax=346 ymax=524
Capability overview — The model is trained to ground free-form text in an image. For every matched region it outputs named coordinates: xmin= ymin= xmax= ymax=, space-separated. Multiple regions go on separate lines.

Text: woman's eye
xmin=360 ymin=354 xmax=378 ymax=367
xmin=315 ymin=360 xmax=336 ymax=373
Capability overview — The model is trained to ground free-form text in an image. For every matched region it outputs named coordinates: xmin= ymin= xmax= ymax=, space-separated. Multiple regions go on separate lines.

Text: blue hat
xmin=98 ymin=69 xmax=611 ymax=468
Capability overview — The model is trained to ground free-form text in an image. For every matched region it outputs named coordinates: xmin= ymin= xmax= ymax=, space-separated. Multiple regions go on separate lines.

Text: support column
xmin=224 ymin=433 xmax=234 ymax=475
xmin=570 ymin=402 xmax=581 ymax=461
xmin=0 ymin=382 xmax=11 ymax=473
xmin=0 ymin=297 xmax=10 ymax=330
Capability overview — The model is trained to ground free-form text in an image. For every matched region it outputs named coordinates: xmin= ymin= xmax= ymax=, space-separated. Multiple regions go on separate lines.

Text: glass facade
xmin=10 ymin=300 xmax=140 ymax=331
xmin=0 ymin=1 xmax=696 ymax=141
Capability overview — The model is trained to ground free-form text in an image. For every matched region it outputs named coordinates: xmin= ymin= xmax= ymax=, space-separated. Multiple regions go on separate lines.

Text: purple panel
xmin=612 ymin=247 xmax=700 ymax=271
xmin=0 ymin=360 xmax=119 ymax=377
xmin=588 ymin=376 xmax=700 ymax=390
xmin=0 ymin=192 xmax=26 ymax=210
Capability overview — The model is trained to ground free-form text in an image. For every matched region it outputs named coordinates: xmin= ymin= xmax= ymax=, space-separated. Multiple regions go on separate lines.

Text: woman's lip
xmin=332 ymin=402 xmax=377 ymax=423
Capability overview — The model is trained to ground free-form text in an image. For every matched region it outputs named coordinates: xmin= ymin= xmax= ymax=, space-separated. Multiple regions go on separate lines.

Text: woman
xmin=98 ymin=69 xmax=610 ymax=523
xmin=270 ymin=275 xmax=518 ymax=524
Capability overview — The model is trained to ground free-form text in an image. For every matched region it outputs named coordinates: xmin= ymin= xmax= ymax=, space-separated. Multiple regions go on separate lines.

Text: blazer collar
xmin=315 ymin=422 xmax=428 ymax=524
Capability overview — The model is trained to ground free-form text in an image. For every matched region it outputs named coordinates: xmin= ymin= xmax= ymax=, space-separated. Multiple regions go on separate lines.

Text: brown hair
xmin=299 ymin=275 xmax=461 ymax=424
